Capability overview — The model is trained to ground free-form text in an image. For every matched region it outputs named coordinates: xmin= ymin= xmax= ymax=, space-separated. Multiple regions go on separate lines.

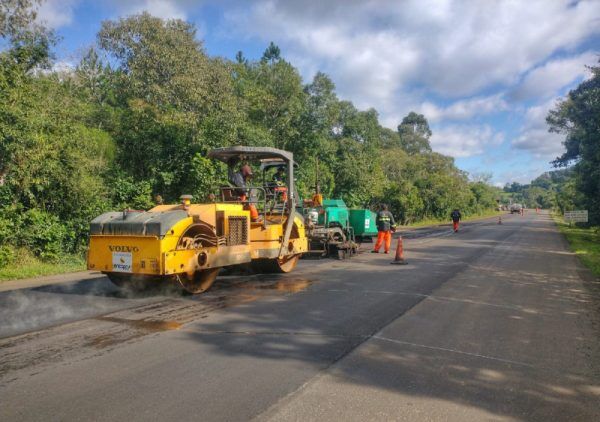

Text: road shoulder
xmin=0 ymin=271 xmax=104 ymax=293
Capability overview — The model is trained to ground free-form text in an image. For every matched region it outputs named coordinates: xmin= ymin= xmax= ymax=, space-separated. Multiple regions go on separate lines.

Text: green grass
xmin=0 ymin=249 xmax=86 ymax=282
xmin=553 ymin=214 xmax=600 ymax=277
xmin=404 ymin=209 xmax=503 ymax=228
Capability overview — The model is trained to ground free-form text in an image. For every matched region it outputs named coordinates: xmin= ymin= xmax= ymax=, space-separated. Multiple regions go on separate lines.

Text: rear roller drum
xmin=274 ymin=254 xmax=300 ymax=273
xmin=252 ymin=254 xmax=300 ymax=274
xmin=176 ymin=268 xmax=221 ymax=294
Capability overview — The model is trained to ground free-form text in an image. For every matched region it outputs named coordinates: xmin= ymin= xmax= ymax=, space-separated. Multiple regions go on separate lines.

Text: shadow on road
xmin=178 ymin=213 xmax=600 ymax=420
xmin=2 ymin=212 xmax=599 ymax=420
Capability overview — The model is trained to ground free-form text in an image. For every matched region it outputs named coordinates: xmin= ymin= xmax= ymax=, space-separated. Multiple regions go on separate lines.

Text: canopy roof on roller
xmin=208 ymin=146 xmax=294 ymax=165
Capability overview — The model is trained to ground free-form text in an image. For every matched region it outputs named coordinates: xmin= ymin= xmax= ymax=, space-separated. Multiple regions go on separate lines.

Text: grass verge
xmin=0 ymin=249 xmax=86 ymax=282
xmin=553 ymin=214 xmax=600 ymax=278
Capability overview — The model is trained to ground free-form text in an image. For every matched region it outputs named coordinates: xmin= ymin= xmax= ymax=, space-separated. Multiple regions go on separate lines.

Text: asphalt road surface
xmin=1 ymin=211 xmax=599 ymax=421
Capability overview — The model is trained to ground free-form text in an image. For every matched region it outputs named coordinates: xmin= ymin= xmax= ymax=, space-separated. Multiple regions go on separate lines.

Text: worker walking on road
xmin=372 ymin=204 xmax=396 ymax=254
xmin=451 ymin=209 xmax=461 ymax=233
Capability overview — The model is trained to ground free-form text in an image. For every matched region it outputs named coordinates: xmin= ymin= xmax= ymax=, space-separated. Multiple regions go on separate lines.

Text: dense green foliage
xmin=509 ymin=62 xmax=600 ymax=223
xmin=0 ymin=7 xmax=502 ymax=269
xmin=547 ymin=63 xmax=600 ymax=225
xmin=502 ymin=169 xmax=578 ymax=212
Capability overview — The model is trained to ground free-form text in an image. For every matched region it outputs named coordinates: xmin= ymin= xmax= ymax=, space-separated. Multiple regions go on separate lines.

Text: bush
xmin=107 ymin=172 xmax=155 ymax=210
xmin=0 ymin=206 xmax=21 ymax=245
xmin=19 ymin=209 xmax=68 ymax=262
xmin=0 ymin=245 xmax=15 ymax=268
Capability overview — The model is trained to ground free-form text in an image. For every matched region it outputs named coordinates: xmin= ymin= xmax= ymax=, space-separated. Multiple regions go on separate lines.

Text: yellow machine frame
xmin=87 ymin=147 xmax=308 ymax=294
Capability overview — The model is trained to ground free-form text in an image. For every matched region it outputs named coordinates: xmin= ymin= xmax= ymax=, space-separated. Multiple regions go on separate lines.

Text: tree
xmin=261 ymin=41 xmax=281 ymax=64
xmin=397 ymin=112 xmax=432 ymax=154
xmin=233 ymin=49 xmax=306 ymax=153
xmin=304 ymin=72 xmax=338 ymax=136
xmin=0 ymin=10 xmax=506 ymax=263
xmin=98 ymin=12 xmax=213 ymax=110
xmin=235 ymin=50 xmax=247 ymax=65
xmin=548 ymin=61 xmax=600 ymax=223
xmin=470 ymin=182 xmax=498 ymax=211
xmin=0 ymin=0 xmax=39 ymax=39
xmin=1 ymin=0 xmax=56 ymax=71
xmin=97 ymin=13 xmax=239 ymax=201
xmin=470 ymin=172 xmax=493 ymax=183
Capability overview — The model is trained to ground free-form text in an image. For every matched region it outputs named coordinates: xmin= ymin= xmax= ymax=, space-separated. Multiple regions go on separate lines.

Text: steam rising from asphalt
xmin=0 ymin=277 xmax=176 ymax=338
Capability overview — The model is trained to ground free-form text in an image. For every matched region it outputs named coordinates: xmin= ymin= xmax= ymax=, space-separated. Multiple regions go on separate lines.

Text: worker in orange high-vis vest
xmin=372 ymin=204 xmax=396 ymax=254
xmin=451 ymin=209 xmax=461 ymax=232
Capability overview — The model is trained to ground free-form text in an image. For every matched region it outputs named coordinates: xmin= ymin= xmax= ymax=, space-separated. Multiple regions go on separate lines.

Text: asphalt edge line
xmin=372 ymin=336 xmax=533 ymax=367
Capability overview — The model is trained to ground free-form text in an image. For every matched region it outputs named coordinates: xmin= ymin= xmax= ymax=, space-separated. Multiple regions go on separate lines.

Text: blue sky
xmin=37 ymin=0 xmax=600 ymax=186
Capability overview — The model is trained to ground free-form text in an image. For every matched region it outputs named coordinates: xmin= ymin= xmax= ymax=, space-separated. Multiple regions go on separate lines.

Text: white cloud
xmin=511 ymin=99 xmax=566 ymax=158
xmin=34 ymin=59 xmax=75 ymax=77
xmin=510 ymin=51 xmax=598 ymax=101
xmin=419 ymin=94 xmax=508 ymax=123
xmin=36 ymin=0 xmax=78 ymax=28
xmin=51 ymin=60 xmax=75 ymax=73
xmin=224 ymin=0 xmax=600 ymax=115
xmin=430 ymin=125 xmax=505 ymax=158
xmin=220 ymin=0 xmax=598 ymax=165
xmin=34 ymin=0 xmax=191 ymax=30
xmin=497 ymin=166 xmax=550 ymax=185
xmin=120 ymin=0 xmax=189 ymax=20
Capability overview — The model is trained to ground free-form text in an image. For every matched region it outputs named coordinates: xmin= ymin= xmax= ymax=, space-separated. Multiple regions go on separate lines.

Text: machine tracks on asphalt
xmin=0 ymin=275 xmax=313 ymax=385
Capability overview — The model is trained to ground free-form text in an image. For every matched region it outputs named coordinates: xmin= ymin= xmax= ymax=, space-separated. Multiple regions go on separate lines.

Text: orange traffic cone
xmin=391 ymin=236 xmax=408 ymax=265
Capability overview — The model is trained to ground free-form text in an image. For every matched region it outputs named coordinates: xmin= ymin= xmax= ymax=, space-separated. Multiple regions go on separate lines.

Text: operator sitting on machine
xmin=273 ymin=166 xmax=285 ymax=183
xmin=270 ymin=166 xmax=288 ymax=202
xmin=230 ymin=164 xmax=261 ymax=222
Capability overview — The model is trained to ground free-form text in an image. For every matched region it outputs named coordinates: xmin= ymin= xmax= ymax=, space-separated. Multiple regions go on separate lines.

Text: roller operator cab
xmin=87 ymin=146 xmax=308 ymax=294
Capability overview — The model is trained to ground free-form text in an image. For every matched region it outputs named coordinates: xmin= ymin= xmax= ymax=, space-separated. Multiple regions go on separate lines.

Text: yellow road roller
xmin=87 ymin=146 xmax=308 ymax=293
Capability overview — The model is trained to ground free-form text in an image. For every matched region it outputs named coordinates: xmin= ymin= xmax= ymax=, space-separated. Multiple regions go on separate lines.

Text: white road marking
xmin=372 ymin=335 xmax=533 ymax=367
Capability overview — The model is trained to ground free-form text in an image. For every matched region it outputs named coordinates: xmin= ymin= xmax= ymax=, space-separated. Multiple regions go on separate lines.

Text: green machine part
xmin=318 ymin=199 xmax=350 ymax=227
xmin=349 ymin=209 xmax=378 ymax=237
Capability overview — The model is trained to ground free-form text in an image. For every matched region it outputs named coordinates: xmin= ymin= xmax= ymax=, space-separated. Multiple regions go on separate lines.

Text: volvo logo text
xmin=109 ymin=245 xmax=139 ymax=252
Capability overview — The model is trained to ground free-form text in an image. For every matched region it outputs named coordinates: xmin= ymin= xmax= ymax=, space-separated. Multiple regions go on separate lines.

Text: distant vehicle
xmin=510 ymin=204 xmax=522 ymax=214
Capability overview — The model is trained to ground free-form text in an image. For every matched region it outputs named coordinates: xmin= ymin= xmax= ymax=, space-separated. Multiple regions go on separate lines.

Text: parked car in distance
xmin=510 ymin=203 xmax=522 ymax=214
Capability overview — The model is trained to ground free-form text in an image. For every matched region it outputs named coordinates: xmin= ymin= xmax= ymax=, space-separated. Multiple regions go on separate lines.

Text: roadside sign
xmin=564 ymin=210 xmax=588 ymax=223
